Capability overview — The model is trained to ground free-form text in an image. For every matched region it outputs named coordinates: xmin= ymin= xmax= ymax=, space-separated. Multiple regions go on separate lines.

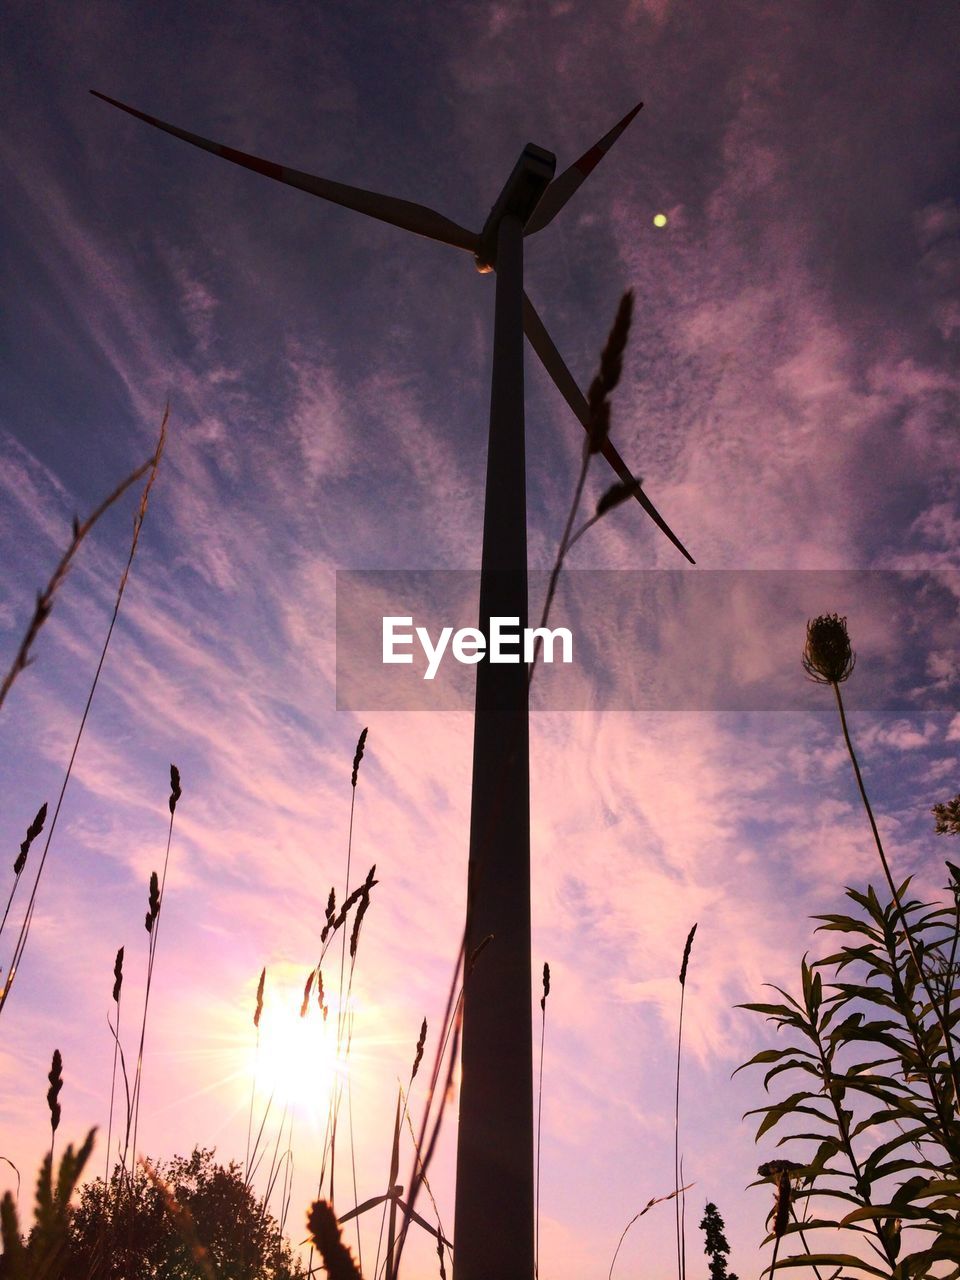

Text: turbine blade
xmin=523 ymin=293 xmax=695 ymax=564
xmin=394 ymin=1197 xmax=454 ymax=1247
xmin=338 ymin=1191 xmax=392 ymax=1224
xmin=524 ymin=102 xmax=643 ymax=236
xmin=90 ymin=91 xmax=480 ymax=254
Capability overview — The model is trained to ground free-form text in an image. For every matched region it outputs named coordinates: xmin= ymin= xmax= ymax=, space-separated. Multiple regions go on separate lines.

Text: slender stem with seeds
xmin=392 ymin=942 xmax=469 ymax=1275
xmin=0 ymin=437 xmax=163 ymax=713
xmin=105 ymin=993 xmax=122 ymax=1186
xmin=529 ymin=435 xmax=592 ymax=687
xmin=347 ymin=1026 xmax=363 ymax=1274
xmin=128 ymin=786 xmax=178 ymax=1174
xmin=244 ymin=1024 xmax=261 ymax=1182
xmin=676 ymin=924 xmax=695 ymax=1280
xmin=308 ymin=730 xmax=367 ymax=1279
xmin=0 ymin=873 xmax=24 ymax=948
xmin=675 ymin=981 xmax=686 ymax=1280
xmin=0 ymin=417 xmax=166 ymax=1018
xmin=0 ymin=806 xmax=46 ymax=945
xmin=529 ymin=291 xmax=634 ymax=687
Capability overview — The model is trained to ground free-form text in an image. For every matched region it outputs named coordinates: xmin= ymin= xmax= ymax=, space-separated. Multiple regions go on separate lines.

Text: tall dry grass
xmin=0 ymin=411 xmax=167 ymax=1019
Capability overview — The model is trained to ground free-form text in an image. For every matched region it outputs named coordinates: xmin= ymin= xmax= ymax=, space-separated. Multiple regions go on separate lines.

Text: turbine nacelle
xmin=90 ymin=90 xmax=694 ymax=562
xmin=474 ymin=143 xmax=556 ymax=273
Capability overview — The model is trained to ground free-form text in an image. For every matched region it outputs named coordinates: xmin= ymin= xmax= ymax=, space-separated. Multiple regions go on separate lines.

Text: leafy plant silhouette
xmin=738 ymin=874 xmax=960 ymax=1276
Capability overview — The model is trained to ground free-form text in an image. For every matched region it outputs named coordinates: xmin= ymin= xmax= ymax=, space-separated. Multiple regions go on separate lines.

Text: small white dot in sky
xmin=653 ymin=213 xmax=668 ymax=228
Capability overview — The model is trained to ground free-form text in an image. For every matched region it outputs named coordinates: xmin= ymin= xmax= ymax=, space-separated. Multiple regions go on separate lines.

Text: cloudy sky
xmin=1 ymin=1 xmax=959 ymax=1275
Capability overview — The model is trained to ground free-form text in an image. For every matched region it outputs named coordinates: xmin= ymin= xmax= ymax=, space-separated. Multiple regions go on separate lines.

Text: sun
xmin=251 ymin=985 xmax=342 ymax=1117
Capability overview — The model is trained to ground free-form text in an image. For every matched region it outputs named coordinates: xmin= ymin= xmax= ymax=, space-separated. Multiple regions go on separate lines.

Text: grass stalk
xmin=244 ymin=966 xmax=266 ymax=1182
xmin=609 ymin=1183 xmax=693 ymax=1279
xmin=536 ymin=961 xmax=550 ymax=1279
xmin=330 ymin=728 xmax=368 ymax=1208
xmin=0 ymin=414 xmax=167 ymax=1018
xmin=307 ymin=730 xmax=368 ymax=1279
xmin=0 ymin=805 xmax=46 ymax=947
xmin=529 ymin=292 xmax=634 ymax=687
xmin=128 ymin=765 xmax=181 ymax=1175
xmin=675 ymin=923 xmax=696 ymax=1280
xmin=46 ymin=1049 xmax=62 ymax=1167
xmin=0 ymin=417 xmax=165 ymax=712
xmin=104 ymin=946 xmax=124 ymax=1186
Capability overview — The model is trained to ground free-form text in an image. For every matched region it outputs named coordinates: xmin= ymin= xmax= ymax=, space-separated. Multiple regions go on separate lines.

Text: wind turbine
xmin=91 ymin=89 xmax=694 ymax=1279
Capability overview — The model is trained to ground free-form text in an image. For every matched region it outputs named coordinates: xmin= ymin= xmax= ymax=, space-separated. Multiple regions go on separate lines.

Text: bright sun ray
xmin=251 ymin=982 xmax=344 ymax=1122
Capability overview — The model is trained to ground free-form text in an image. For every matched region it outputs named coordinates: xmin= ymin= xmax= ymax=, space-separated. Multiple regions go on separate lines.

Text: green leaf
xmin=813 ymin=914 xmax=882 ymax=940
xmin=764 ymin=1252 xmax=891 ymax=1276
xmin=862 ymin=1124 xmax=930 ymax=1171
xmin=806 ymin=1137 xmax=841 ymax=1176
xmin=733 ymin=1047 xmax=797 ymax=1074
xmin=763 ymin=1059 xmax=824 ymax=1091
xmin=752 ymin=1101 xmax=835 ymax=1141
xmin=892 ymin=1174 xmax=946 ymax=1209
xmin=825 ymin=1010 xmax=864 ymax=1045
xmin=1 ymin=1192 xmax=25 ymax=1275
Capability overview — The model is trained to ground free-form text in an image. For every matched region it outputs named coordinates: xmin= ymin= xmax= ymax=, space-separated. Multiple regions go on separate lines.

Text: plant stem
xmin=675 ymin=980 xmax=686 ymax=1280
xmin=105 ymin=997 xmax=121 ymax=1186
xmin=833 ymin=682 xmax=960 ymax=1106
xmin=810 ymin=1017 xmax=898 ymax=1269
xmin=0 ymin=418 xmax=166 ymax=1018
xmin=529 ymin=438 xmax=591 ymax=687
xmin=536 ymin=981 xmax=547 ymax=1278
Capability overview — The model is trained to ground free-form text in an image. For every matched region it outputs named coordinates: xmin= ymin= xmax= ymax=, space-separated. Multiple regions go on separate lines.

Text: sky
xmin=1 ymin=1 xmax=959 ymax=1276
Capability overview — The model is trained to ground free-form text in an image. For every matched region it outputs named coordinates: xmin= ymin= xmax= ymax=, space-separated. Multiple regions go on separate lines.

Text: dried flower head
xmin=333 ymin=866 xmax=378 ymax=931
xmin=47 ymin=1049 xmax=63 ymax=1134
xmin=351 ymin=727 xmax=368 ymax=789
xmin=540 ymin=961 xmax=551 ymax=1011
xmin=757 ymin=1160 xmax=805 ymax=1179
xmin=254 ymin=967 xmax=265 ymax=1029
xmin=596 ymin=476 xmax=643 ymax=519
xmin=758 ymin=1161 xmax=805 ymax=1241
xmin=772 ymin=1173 xmax=791 ymax=1239
xmin=349 ymin=890 xmax=370 ymax=958
xmin=145 ymin=871 xmax=160 ymax=933
xmin=412 ymin=1016 xmax=427 ymax=1080
xmin=306 ymin=1199 xmax=362 ymax=1279
xmin=321 ymin=887 xmax=337 ymax=943
xmin=586 ymin=290 xmax=634 ymax=454
xmin=802 ymin=614 xmax=856 ymax=685
xmin=933 ymin=793 xmax=960 ymax=836
xmin=14 ymin=803 xmax=47 ymax=877
xmin=301 ymin=969 xmax=315 ymax=1018
xmin=168 ymin=764 xmax=182 ymax=815
xmin=679 ymin=923 xmax=697 ymax=987
xmin=112 ymin=947 xmax=124 ymax=1004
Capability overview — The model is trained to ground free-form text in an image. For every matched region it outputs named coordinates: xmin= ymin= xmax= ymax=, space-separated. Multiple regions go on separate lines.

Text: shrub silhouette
xmin=62 ymin=1147 xmax=304 ymax=1279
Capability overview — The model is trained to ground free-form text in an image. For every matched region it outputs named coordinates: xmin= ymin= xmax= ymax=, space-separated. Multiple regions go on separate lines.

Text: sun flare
xmin=251 ymin=987 xmax=342 ymax=1116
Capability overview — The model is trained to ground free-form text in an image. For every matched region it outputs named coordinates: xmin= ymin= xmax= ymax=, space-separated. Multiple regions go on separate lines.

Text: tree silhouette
xmin=61 ymin=1147 xmax=304 ymax=1279
xmin=700 ymin=1201 xmax=738 ymax=1280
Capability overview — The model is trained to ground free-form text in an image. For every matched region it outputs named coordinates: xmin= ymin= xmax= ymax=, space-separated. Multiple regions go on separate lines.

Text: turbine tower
xmin=91 ymin=89 xmax=694 ymax=1278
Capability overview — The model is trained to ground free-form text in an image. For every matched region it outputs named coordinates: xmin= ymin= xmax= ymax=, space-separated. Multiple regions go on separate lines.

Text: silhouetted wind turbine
xmin=92 ymin=89 xmax=694 ymax=1280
